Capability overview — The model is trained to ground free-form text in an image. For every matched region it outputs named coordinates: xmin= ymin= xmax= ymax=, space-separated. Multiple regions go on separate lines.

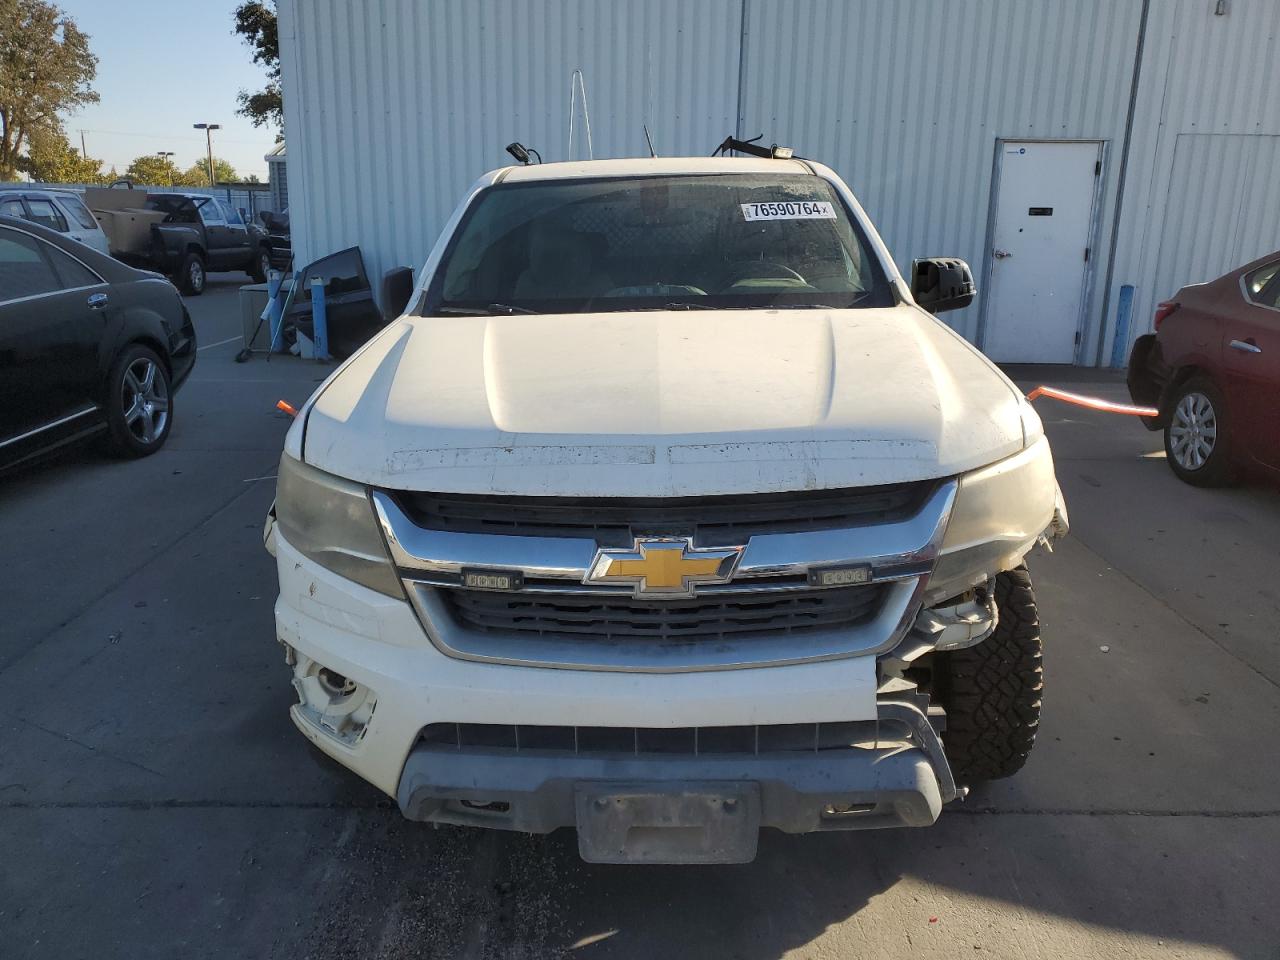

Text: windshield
xmin=426 ymin=174 xmax=893 ymax=314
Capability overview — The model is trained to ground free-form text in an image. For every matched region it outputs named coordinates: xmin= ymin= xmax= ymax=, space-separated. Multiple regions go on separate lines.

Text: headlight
xmin=925 ymin=436 xmax=1058 ymax=604
xmin=274 ymin=453 xmax=402 ymax=597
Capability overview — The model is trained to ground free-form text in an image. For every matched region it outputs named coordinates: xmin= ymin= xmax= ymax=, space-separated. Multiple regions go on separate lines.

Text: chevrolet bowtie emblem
xmin=586 ymin=538 xmax=742 ymax=598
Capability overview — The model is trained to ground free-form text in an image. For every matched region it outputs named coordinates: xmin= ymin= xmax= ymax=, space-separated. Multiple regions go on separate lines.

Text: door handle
xmin=993 ymin=249 xmax=1013 ymax=260
xmin=1228 ymin=338 xmax=1262 ymax=354
xmin=87 ymin=292 xmax=108 ymax=309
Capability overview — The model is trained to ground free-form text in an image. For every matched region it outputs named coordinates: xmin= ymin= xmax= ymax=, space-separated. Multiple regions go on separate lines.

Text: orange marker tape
xmin=276 ymin=399 xmax=299 ymax=417
xmin=1026 ymin=385 xmax=1157 ymax=417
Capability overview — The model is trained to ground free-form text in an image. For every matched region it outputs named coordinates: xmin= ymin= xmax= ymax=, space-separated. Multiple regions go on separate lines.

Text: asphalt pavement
xmin=1 ymin=281 xmax=1277 ymax=959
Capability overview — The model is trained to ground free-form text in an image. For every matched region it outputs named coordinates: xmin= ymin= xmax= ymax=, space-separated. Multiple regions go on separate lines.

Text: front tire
xmin=105 ymin=345 xmax=172 ymax=458
xmin=178 ymin=251 xmax=206 ymax=296
xmin=1164 ymin=375 xmax=1233 ymax=487
xmin=935 ymin=566 xmax=1043 ymax=785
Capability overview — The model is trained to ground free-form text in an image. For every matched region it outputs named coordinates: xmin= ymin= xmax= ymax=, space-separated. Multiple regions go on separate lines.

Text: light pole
xmin=192 ymin=123 xmax=221 ymax=186
xmin=156 ymin=151 xmax=175 ymax=186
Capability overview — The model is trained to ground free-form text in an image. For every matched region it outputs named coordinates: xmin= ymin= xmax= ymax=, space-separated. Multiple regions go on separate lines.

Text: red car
xmin=1128 ymin=251 xmax=1280 ymax=486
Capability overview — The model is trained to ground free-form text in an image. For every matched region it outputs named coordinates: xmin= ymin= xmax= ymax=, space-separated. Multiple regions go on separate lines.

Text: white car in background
xmin=0 ymin=188 xmax=111 ymax=256
xmin=265 ymin=153 xmax=1068 ymax=864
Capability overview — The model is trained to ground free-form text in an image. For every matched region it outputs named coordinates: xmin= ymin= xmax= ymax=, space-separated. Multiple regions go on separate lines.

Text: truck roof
xmin=499 ymin=155 xmax=814 ymax=183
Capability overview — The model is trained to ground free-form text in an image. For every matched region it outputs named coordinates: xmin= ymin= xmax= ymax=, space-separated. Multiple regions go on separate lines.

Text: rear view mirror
xmin=911 ymin=258 xmax=975 ymax=314
xmin=380 ymin=266 xmax=414 ymax=322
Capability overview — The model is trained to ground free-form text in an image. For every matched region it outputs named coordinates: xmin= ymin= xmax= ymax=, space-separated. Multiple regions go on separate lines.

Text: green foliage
xmin=0 ymin=0 xmax=99 ymax=179
xmin=120 ymin=154 xmax=239 ymax=188
xmin=180 ymin=156 xmax=239 ymax=185
xmin=233 ymin=1 xmax=282 ymax=130
xmin=20 ymin=129 xmax=107 ymax=184
xmin=124 ymin=155 xmax=185 ymax=186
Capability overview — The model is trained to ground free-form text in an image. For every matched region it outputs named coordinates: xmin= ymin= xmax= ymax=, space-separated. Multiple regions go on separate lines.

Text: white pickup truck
xmin=265 ymin=155 xmax=1067 ymax=864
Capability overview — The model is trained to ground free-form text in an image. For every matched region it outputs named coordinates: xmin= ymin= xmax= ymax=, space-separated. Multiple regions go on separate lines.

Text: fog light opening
xmin=291 ymin=654 xmax=377 ymax=746
xmin=317 ymin=668 xmax=357 ymax=699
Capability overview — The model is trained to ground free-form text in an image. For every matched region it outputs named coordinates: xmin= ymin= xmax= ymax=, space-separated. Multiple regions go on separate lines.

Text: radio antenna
xmin=568 ymin=69 xmax=594 ymax=160
xmin=643 ymin=124 xmax=657 ymax=157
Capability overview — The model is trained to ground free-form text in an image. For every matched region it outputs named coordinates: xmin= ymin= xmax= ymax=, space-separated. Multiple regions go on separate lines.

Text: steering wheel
xmin=722 ymin=260 xmax=806 ymax=288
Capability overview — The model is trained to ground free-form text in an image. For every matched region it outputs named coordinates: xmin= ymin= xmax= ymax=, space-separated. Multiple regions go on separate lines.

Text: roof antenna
xmin=643 ymin=124 xmax=657 ymax=158
xmin=568 ymin=69 xmax=594 ymax=160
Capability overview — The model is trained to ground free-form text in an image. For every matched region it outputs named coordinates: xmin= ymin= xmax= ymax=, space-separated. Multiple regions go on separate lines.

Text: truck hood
xmin=302 ymin=307 xmax=1031 ymax=496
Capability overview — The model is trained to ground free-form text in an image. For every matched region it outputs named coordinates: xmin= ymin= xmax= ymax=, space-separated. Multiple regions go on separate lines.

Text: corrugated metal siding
xmin=1150 ymin=134 xmax=1280 ymax=303
xmin=278 ymin=0 xmax=742 ymax=286
xmin=1105 ymin=0 xmax=1280 ymax=363
xmin=737 ymin=0 xmax=1143 ymax=349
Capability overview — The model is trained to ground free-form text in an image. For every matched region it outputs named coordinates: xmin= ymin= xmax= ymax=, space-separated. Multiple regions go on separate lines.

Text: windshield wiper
xmin=436 ymin=303 xmax=539 ymax=316
xmin=662 ymin=301 xmax=717 ymax=310
xmin=486 ymin=303 xmax=539 ymax=315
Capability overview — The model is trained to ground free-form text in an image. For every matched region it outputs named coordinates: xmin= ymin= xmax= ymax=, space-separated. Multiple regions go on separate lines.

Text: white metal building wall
xmin=1104 ymin=0 xmax=1280 ymax=365
xmin=277 ymin=0 xmax=743 ymax=287
xmin=737 ymin=0 xmax=1144 ymax=354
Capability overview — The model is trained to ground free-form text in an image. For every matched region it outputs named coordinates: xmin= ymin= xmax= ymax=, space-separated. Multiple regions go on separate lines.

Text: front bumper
xmin=398 ymin=738 xmax=945 ymax=863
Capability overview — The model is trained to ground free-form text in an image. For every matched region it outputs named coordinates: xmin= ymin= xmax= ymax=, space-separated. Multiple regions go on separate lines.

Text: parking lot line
xmin=198 ymin=335 xmax=242 ymax=351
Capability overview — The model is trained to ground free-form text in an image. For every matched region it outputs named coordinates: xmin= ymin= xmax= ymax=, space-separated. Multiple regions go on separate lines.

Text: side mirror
xmin=911 ymin=258 xmax=975 ymax=314
xmin=380 ymin=266 xmax=414 ymax=322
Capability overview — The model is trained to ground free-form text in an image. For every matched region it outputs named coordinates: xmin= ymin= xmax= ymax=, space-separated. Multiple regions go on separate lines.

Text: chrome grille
xmin=441 ymin=583 xmax=887 ymax=644
xmin=391 ymin=481 xmax=936 ymax=547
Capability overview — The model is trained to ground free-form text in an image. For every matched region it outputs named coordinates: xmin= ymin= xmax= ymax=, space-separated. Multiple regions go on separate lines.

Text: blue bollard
xmin=1110 ymin=284 xmax=1135 ymax=368
xmin=311 ymin=276 xmax=331 ymax=361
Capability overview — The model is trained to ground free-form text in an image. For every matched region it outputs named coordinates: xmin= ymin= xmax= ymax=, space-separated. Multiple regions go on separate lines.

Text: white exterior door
xmin=982 ymin=141 xmax=1101 ymax=363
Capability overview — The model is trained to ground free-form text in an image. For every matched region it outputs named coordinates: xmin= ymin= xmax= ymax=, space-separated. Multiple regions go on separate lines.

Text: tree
xmin=21 ymin=129 xmax=107 ymax=184
xmin=0 ymin=0 xmax=99 ymax=180
xmin=124 ymin=155 xmax=183 ymax=187
xmin=181 ymin=156 xmax=238 ymax=185
xmin=233 ymin=1 xmax=282 ymax=131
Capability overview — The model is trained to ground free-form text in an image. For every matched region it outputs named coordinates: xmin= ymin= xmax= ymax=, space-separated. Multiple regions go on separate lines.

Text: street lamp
xmin=156 ymin=151 xmax=175 ymax=186
xmin=192 ymin=123 xmax=222 ymax=186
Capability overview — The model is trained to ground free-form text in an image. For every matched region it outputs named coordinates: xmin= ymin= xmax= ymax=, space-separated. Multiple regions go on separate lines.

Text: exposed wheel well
xmin=99 ymin=337 xmax=170 ymax=407
xmin=123 ymin=336 xmax=171 ymax=376
xmin=1159 ymin=365 xmax=1206 ymax=417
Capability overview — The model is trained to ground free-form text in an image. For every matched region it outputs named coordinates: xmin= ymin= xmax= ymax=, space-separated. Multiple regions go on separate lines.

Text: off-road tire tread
xmin=937 ymin=566 xmax=1042 ymax=784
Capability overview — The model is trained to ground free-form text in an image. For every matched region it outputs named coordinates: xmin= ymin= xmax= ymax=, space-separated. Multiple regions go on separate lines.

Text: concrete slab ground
xmin=0 ymin=286 xmax=1276 ymax=959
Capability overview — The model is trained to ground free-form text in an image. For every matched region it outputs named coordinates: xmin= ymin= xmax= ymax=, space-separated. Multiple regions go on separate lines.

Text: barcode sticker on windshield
xmin=741 ymin=201 xmax=836 ymax=221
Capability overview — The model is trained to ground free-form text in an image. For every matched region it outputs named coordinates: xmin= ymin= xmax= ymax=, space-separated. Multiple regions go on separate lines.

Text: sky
xmin=56 ymin=0 xmax=278 ymax=181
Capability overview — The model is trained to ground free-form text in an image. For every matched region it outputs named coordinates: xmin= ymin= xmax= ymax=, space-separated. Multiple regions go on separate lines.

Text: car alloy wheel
xmin=122 ymin=356 xmax=170 ymax=445
xmin=189 ymin=258 xmax=205 ymax=292
xmin=1168 ymin=391 xmax=1217 ymax=471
